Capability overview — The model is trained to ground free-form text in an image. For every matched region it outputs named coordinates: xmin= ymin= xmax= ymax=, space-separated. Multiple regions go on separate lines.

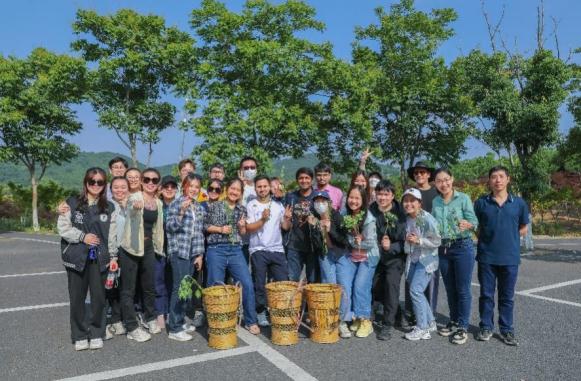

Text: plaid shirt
xmin=204 ymin=201 xmax=246 ymax=246
xmin=166 ymin=196 xmax=206 ymax=259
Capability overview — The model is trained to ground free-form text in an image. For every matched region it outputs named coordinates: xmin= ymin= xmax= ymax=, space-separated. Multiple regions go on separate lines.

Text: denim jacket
xmin=346 ymin=212 xmax=380 ymax=266
xmin=166 ymin=195 xmax=206 ymax=260
xmin=404 ymin=210 xmax=441 ymax=275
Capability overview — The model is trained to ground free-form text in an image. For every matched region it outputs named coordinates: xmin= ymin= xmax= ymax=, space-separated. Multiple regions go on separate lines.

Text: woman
xmin=207 ymin=179 xmax=224 ymax=204
xmin=431 ymin=168 xmax=478 ymax=345
xmin=119 ymin=168 xmax=164 ymax=342
xmin=57 ymin=167 xmax=114 ymax=351
xmin=367 ymin=171 xmax=383 ymax=204
xmin=105 ymin=176 xmax=130 ymax=340
xmin=166 ymin=174 xmax=206 ymax=341
xmin=401 ymin=188 xmax=441 ymax=341
xmin=336 ymin=186 xmax=380 ymax=339
xmin=204 ymin=178 xmax=260 ymax=334
xmin=369 ymin=180 xmax=406 ymax=341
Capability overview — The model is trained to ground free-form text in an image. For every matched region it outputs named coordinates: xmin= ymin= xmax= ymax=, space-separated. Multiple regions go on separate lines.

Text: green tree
xmin=0 ymin=48 xmax=86 ymax=231
xmin=72 ymin=9 xmax=196 ymax=166
xmin=188 ymin=0 xmax=332 ymax=174
xmin=320 ymin=0 xmax=473 ymax=184
xmin=556 ymin=90 xmax=581 ymax=171
xmin=455 ymin=48 xmax=573 ymax=201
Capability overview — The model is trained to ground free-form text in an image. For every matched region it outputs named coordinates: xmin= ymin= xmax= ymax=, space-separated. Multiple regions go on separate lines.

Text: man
xmin=313 ymin=162 xmax=344 ymax=212
xmin=404 ymin=161 xmax=440 ymax=325
xmin=246 ymin=175 xmax=292 ymax=326
xmin=474 ymin=166 xmax=528 ymax=346
xmin=238 ymin=156 xmax=258 ymax=207
xmin=283 ymin=167 xmax=319 ymax=283
xmin=208 ymin=163 xmax=225 ymax=181
xmin=107 ymin=157 xmax=128 ymax=200
xmin=270 ymin=177 xmax=285 ymax=202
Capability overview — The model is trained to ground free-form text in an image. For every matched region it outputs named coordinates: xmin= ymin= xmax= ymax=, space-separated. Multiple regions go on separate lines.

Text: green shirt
xmin=432 ymin=190 xmax=478 ymax=240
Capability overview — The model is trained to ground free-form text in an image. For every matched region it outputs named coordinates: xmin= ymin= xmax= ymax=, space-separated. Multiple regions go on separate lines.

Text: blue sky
xmin=1 ymin=0 xmax=579 ymax=165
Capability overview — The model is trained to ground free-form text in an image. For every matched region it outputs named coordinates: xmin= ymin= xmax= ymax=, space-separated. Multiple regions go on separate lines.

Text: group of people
xmin=57 ymin=153 xmax=529 ymax=351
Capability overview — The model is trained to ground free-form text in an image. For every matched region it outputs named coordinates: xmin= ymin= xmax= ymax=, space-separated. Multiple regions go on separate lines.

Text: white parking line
xmin=471 ymin=282 xmax=581 ymax=308
xmin=9 ymin=237 xmax=59 ymax=245
xmin=0 ymin=302 xmax=69 ymax=314
xmin=55 ymin=346 xmax=256 ymax=381
xmin=0 ymin=270 xmax=65 ymax=278
xmin=518 ymin=278 xmax=581 ymax=294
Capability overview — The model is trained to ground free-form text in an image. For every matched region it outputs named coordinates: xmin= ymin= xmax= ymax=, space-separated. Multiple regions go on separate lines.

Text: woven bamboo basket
xmin=304 ymin=283 xmax=342 ymax=344
xmin=203 ymin=284 xmax=241 ymax=349
xmin=266 ymin=281 xmax=303 ymax=346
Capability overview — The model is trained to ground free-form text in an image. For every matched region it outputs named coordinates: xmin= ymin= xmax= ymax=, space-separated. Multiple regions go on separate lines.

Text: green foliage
xmin=451 ymin=153 xmax=511 ymax=182
xmin=343 ymin=211 xmax=364 ymax=234
xmin=556 ymin=95 xmax=581 ymax=171
xmin=320 ymin=0 xmax=473 ymax=183
xmin=178 ymin=275 xmax=203 ymax=301
xmin=187 ymin=0 xmax=331 ymax=175
xmin=72 ymin=9 xmax=197 ymax=166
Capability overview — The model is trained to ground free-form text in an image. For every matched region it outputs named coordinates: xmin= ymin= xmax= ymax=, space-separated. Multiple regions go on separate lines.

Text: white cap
xmin=402 ymin=188 xmax=422 ymax=201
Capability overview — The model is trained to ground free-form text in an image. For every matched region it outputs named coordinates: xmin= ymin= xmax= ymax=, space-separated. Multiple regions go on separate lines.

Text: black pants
xmin=119 ymin=244 xmax=156 ymax=332
xmin=251 ymin=250 xmax=289 ymax=313
xmin=106 ymin=288 xmax=122 ymax=324
xmin=380 ymin=255 xmax=406 ymax=326
xmin=66 ymin=260 xmax=106 ymax=342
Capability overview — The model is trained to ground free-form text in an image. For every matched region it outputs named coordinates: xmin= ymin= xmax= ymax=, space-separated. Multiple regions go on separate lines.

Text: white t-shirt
xmin=246 ymin=199 xmax=284 ymax=254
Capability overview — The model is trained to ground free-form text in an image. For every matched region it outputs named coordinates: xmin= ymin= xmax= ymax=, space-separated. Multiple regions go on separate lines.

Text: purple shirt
xmin=316 ymin=184 xmax=344 ymax=211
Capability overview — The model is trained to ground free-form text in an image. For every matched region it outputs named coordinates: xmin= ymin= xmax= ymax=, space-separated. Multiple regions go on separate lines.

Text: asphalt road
xmin=1 ymin=232 xmax=580 ymax=381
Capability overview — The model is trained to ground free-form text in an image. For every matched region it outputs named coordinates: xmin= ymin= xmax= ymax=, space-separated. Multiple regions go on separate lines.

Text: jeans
xmin=154 ymin=254 xmax=172 ymax=316
xmin=168 ymin=255 xmax=194 ymax=333
xmin=318 ymin=248 xmax=346 ymax=284
xmin=336 ymin=255 xmax=378 ymax=321
xmin=250 ymin=250 xmax=288 ymax=313
xmin=478 ymin=262 xmax=519 ymax=334
xmin=407 ymin=261 xmax=435 ymax=330
xmin=439 ymin=239 xmax=475 ymax=329
xmin=287 ymin=248 xmax=319 ymax=283
xmin=206 ymin=244 xmax=257 ymax=326
xmin=404 ymin=270 xmax=439 ymax=320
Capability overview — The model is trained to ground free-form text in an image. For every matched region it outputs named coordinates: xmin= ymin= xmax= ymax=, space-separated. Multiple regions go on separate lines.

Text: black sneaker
xmin=476 ymin=328 xmax=492 ymax=341
xmin=451 ymin=328 xmax=468 ymax=344
xmin=377 ymin=325 xmax=393 ymax=341
xmin=501 ymin=332 xmax=519 ymax=346
xmin=438 ymin=321 xmax=458 ymax=337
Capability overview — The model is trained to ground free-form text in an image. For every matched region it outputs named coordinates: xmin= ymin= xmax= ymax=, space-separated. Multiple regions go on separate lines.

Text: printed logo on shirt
xmin=99 ymin=213 xmax=108 ymax=222
xmin=73 ymin=211 xmax=84 ymax=224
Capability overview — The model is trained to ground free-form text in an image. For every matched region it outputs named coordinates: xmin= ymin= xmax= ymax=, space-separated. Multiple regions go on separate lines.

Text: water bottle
xmin=105 ymin=270 xmax=116 ymax=290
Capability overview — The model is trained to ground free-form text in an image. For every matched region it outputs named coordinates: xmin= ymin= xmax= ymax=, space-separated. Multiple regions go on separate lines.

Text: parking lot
xmin=1 ymin=232 xmax=580 ymax=381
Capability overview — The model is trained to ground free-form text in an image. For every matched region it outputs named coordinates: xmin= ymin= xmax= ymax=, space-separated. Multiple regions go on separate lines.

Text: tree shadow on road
xmin=522 ymin=249 xmax=581 ymax=263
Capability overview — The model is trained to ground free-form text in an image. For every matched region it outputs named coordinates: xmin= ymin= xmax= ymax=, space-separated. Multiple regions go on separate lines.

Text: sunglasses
xmin=87 ymin=179 xmax=106 ymax=187
xmin=163 ymin=184 xmax=176 ymax=190
xmin=142 ymin=176 xmax=160 ymax=185
xmin=208 ymin=186 xmax=222 ymax=193
xmin=242 ymin=166 xmax=256 ymax=170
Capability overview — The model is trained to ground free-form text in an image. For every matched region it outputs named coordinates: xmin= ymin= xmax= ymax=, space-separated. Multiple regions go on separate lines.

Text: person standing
xmin=106 ymin=157 xmax=129 ymax=200
xmin=431 ymin=168 xmax=478 ymax=345
xmin=246 ymin=175 xmax=292 ymax=326
xmin=57 ymin=167 xmax=114 ymax=351
xmin=401 ymin=188 xmax=441 ymax=341
xmin=238 ymin=156 xmax=259 ymax=262
xmin=474 ymin=166 xmax=529 ymax=346
xmin=314 ymin=162 xmax=344 ymax=212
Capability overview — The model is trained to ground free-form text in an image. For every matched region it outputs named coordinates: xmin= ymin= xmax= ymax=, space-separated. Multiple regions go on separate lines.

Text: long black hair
xmin=345 ymin=185 xmax=368 ymax=233
xmin=78 ymin=167 xmax=109 ymax=213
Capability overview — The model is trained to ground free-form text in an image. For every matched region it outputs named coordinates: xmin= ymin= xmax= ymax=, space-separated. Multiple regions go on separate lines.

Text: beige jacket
xmin=120 ymin=192 xmax=164 ymax=257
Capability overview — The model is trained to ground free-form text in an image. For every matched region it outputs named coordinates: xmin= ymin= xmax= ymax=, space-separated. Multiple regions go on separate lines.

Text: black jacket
xmin=311 ymin=208 xmax=349 ymax=257
xmin=60 ymin=196 xmax=114 ymax=273
xmin=369 ymin=201 xmax=406 ymax=263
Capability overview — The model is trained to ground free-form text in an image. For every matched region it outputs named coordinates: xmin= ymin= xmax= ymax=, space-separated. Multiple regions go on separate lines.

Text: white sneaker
xmin=89 ymin=338 xmax=103 ymax=350
xmin=127 ymin=327 xmax=152 ymax=342
xmin=105 ymin=325 xmax=114 ymax=340
xmin=74 ymin=339 xmax=89 ymax=351
xmin=168 ymin=331 xmax=193 ymax=342
xmin=147 ymin=320 xmax=161 ymax=334
xmin=257 ymin=311 xmax=270 ymax=327
xmin=428 ymin=320 xmax=437 ymax=332
xmin=405 ymin=327 xmax=431 ymax=341
xmin=339 ymin=322 xmax=352 ymax=339
xmin=111 ymin=322 xmax=126 ymax=335
xmin=182 ymin=323 xmax=196 ymax=333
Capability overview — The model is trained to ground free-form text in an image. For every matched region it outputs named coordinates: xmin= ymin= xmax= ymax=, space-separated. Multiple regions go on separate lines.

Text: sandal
xmin=245 ymin=324 xmax=260 ymax=335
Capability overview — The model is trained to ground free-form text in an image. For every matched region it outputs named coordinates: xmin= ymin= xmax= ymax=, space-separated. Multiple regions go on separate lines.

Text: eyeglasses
xmin=242 ymin=166 xmax=256 ymax=170
xmin=142 ymin=177 xmax=160 ymax=185
xmin=208 ymin=186 xmax=222 ymax=193
xmin=413 ymin=170 xmax=429 ymax=176
xmin=88 ymin=179 xmax=106 ymax=187
xmin=435 ymin=178 xmax=452 ymax=185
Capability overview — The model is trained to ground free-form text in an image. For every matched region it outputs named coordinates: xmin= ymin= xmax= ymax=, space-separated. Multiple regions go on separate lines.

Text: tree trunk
xmin=146 ymin=140 xmax=153 ymax=167
xmin=129 ymin=133 xmax=138 ymax=167
xmin=29 ymin=166 xmax=39 ymax=232
xmin=399 ymin=157 xmax=407 ymax=187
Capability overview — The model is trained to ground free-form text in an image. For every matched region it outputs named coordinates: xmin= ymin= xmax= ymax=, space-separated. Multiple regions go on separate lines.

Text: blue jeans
xmin=206 ymin=244 xmax=257 ymax=326
xmin=168 ymin=255 xmax=194 ymax=333
xmin=318 ymin=248 xmax=346 ymax=284
xmin=439 ymin=239 xmax=475 ymax=329
xmin=287 ymin=248 xmax=319 ymax=283
xmin=154 ymin=254 xmax=172 ymax=317
xmin=336 ymin=255 xmax=378 ymax=321
xmin=478 ymin=262 xmax=519 ymax=334
xmin=407 ymin=261 xmax=435 ymax=330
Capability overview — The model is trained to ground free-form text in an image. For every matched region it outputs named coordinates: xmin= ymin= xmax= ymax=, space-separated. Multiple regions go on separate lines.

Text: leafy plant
xmin=178 ymin=275 xmax=203 ymax=301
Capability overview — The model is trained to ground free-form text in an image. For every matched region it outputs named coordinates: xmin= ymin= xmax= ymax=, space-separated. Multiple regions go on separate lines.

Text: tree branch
xmin=481 ymin=0 xmax=505 ymax=52
xmin=550 ymin=16 xmax=561 ymax=59
xmin=113 ymin=127 xmax=131 ymax=150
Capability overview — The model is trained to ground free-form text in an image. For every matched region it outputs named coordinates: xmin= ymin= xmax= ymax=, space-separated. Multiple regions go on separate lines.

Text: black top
xmin=283 ymin=190 xmax=316 ymax=253
xmin=419 ymin=186 xmax=438 ymax=214
xmin=143 ymin=208 xmax=158 ymax=239
xmin=369 ymin=200 xmax=406 ymax=262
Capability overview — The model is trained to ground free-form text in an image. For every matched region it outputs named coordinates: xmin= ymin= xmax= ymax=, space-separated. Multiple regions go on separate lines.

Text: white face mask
xmin=243 ymin=169 xmax=257 ymax=181
xmin=314 ymin=201 xmax=328 ymax=215
xmin=369 ymin=178 xmax=380 ymax=189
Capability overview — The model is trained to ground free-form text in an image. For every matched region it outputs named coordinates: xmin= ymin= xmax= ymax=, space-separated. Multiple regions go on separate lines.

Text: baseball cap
xmin=312 ymin=190 xmax=330 ymax=200
xmin=161 ymin=175 xmax=178 ymax=187
xmin=401 ymin=188 xmax=422 ymax=201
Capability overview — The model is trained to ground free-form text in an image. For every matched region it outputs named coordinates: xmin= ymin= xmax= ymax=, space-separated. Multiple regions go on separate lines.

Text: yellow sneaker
xmin=349 ymin=319 xmax=360 ymax=332
xmin=355 ymin=319 xmax=373 ymax=338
